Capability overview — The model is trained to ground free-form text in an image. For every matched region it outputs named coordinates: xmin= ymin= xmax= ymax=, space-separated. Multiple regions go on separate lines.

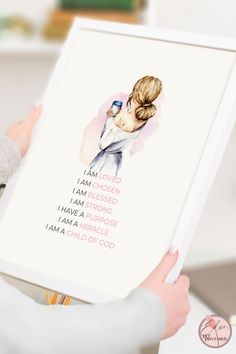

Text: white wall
xmin=147 ymin=0 xmax=236 ymax=37
xmin=0 ymin=55 xmax=57 ymax=133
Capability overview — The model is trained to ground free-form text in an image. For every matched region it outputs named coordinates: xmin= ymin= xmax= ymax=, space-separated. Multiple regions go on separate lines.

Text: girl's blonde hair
xmin=127 ymin=76 xmax=162 ymax=121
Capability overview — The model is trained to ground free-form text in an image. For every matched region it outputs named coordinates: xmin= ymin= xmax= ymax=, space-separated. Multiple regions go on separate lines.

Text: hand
xmin=5 ymin=105 xmax=42 ymax=157
xmin=139 ymin=250 xmax=190 ymax=340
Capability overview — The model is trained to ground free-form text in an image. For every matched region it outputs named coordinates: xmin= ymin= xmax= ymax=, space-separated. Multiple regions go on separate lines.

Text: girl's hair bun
xmin=135 ymin=104 xmax=157 ymax=121
xmin=127 ymin=76 xmax=162 ymax=121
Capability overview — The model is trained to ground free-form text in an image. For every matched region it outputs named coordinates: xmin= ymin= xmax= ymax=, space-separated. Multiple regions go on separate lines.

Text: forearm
xmin=0 ymin=278 xmax=165 ymax=354
xmin=0 ymin=136 xmax=21 ymax=185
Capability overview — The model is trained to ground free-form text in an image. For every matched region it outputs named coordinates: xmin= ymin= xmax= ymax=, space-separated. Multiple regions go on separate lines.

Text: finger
xmin=29 ymin=104 xmax=42 ymax=120
xmin=5 ymin=121 xmax=22 ymax=135
xmin=155 ymin=250 xmax=179 ymax=282
xmin=10 ymin=120 xmax=22 ymax=128
xmin=24 ymin=105 xmax=42 ymax=129
xmin=176 ymin=275 xmax=190 ymax=290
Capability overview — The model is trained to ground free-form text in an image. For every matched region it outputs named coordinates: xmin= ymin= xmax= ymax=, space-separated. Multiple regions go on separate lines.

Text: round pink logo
xmin=199 ymin=315 xmax=232 ymax=348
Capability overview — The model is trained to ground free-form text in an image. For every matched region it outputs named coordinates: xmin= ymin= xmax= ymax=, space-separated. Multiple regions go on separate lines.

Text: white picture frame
xmin=0 ymin=18 xmax=236 ymax=302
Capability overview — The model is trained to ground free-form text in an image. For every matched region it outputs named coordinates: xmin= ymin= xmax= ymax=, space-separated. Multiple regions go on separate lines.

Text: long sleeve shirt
xmin=0 ymin=135 xmax=165 ymax=354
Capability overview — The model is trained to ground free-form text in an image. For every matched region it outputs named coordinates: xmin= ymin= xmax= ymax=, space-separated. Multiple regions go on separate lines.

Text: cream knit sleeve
xmin=0 ymin=136 xmax=21 ymax=185
xmin=0 ymin=277 xmax=165 ymax=354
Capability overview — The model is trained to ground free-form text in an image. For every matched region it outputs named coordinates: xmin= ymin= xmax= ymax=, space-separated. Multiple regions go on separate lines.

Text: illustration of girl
xmin=82 ymin=76 xmax=162 ymax=176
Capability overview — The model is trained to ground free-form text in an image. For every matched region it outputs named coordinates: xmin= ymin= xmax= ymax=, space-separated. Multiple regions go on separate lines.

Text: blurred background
xmin=0 ymin=1 xmax=236 ymax=352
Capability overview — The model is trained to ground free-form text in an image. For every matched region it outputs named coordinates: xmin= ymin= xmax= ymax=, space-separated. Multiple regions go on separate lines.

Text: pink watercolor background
xmin=80 ymin=91 xmax=164 ymax=165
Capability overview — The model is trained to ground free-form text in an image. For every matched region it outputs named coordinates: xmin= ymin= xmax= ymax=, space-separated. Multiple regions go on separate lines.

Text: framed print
xmin=0 ymin=19 xmax=236 ymax=302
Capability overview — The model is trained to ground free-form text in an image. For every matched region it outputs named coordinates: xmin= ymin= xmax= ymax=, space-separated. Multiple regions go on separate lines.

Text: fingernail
xmin=168 ymin=244 xmax=178 ymax=254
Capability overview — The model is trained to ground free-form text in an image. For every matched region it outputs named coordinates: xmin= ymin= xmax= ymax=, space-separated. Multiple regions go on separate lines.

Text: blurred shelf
xmin=0 ymin=36 xmax=62 ymax=56
xmin=0 ymin=4 xmax=148 ymax=56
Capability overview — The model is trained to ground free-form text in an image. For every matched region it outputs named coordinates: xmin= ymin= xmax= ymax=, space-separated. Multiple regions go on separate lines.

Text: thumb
xmin=24 ymin=105 xmax=42 ymax=131
xmin=155 ymin=249 xmax=178 ymax=282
